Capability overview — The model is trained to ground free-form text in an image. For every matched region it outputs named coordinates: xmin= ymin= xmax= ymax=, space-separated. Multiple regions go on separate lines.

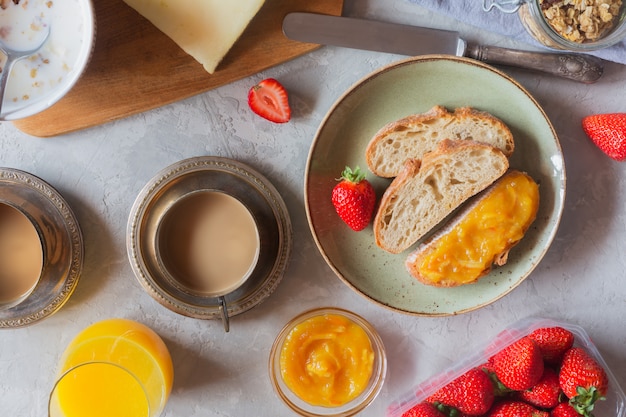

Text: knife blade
xmin=282 ymin=12 xmax=603 ymax=84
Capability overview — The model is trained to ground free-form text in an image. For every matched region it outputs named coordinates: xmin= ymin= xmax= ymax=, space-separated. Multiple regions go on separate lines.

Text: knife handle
xmin=465 ymin=43 xmax=604 ymax=84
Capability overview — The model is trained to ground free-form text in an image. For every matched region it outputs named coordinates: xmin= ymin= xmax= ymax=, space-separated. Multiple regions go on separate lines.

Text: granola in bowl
xmin=487 ymin=0 xmax=626 ymax=50
xmin=541 ymin=0 xmax=623 ymax=43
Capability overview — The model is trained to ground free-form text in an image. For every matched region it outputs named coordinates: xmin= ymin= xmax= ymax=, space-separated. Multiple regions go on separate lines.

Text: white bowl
xmin=0 ymin=0 xmax=95 ymax=121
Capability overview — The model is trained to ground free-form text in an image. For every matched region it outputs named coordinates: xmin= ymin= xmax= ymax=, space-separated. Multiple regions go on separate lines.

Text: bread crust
xmin=405 ymin=170 xmax=540 ymax=287
xmin=373 ymin=139 xmax=509 ymax=254
xmin=365 ymin=105 xmax=514 ymax=178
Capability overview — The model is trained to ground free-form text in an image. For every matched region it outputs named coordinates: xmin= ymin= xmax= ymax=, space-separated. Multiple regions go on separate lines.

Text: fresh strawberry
xmin=488 ymin=400 xmax=549 ymax=417
xmin=528 ymin=326 xmax=574 ymax=365
xmin=247 ymin=78 xmax=291 ymax=123
xmin=559 ymin=347 xmax=608 ymax=416
xmin=581 ymin=113 xmax=626 ymax=161
xmin=331 ymin=166 xmax=376 ymax=231
xmin=481 ymin=359 xmax=496 ymax=374
xmin=551 ymin=402 xmax=581 ymax=417
xmin=402 ymin=401 xmax=448 ymax=417
xmin=492 ymin=337 xmax=544 ymax=391
xmin=426 ymin=367 xmax=495 ymax=416
xmin=559 ymin=347 xmax=609 ymax=397
xmin=518 ymin=368 xmax=561 ymax=409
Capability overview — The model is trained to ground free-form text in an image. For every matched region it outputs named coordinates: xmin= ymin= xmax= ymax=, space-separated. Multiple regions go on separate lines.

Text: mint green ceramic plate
xmin=304 ymin=55 xmax=565 ymax=316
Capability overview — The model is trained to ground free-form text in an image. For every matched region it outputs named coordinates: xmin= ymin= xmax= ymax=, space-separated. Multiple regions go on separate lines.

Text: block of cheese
xmin=123 ymin=0 xmax=265 ymax=74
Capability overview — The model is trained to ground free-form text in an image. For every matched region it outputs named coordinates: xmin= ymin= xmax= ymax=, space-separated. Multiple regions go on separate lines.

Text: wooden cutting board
xmin=14 ymin=0 xmax=344 ymax=137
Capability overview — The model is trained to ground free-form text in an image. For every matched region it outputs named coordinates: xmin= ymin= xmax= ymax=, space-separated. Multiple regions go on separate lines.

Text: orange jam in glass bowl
xmin=281 ymin=314 xmax=373 ymax=406
xmin=269 ymin=307 xmax=386 ymax=416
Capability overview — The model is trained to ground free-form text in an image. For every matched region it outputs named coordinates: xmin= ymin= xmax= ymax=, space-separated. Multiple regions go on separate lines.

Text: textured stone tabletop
xmin=1 ymin=1 xmax=625 ymax=416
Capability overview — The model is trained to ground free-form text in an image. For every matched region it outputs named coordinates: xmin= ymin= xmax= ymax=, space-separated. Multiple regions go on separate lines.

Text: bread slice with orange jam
xmin=372 ymin=139 xmax=509 ymax=254
xmin=365 ymin=105 xmax=514 ymax=178
xmin=405 ymin=170 xmax=540 ymax=287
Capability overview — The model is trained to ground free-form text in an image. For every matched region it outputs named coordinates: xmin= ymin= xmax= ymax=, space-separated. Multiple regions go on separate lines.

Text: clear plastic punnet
xmin=386 ymin=317 xmax=626 ymax=417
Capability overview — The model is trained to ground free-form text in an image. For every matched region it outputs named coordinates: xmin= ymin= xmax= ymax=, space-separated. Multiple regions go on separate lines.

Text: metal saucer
xmin=127 ymin=156 xmax=293 ymax=321
xmin=0 ymin=168 xmax=84 ymax=328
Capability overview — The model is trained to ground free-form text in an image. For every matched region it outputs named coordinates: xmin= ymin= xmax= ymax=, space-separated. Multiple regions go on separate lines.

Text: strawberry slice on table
xmin=581 ymin=113 xmax=626 ymax=161
xmin=559 ymin=347 xmax=608 ymax=417
xmin=247 ymin=78 xmax=291 ymax=123
xmin=331 ymin=166 xmax=376 ymax=231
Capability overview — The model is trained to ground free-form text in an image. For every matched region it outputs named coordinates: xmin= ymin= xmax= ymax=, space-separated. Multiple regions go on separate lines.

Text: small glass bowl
xmin=520 ymin=0 xmax=626 ymax=51
xmin=269 ymin=307 xmax=387 ymax=417
xmin=486 ymin=0 xmax=626 ymax=51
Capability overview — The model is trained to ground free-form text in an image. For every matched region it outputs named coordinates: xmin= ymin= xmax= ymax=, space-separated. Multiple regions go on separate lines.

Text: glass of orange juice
xmin=48 ymin=318 xmax=174 ymax=417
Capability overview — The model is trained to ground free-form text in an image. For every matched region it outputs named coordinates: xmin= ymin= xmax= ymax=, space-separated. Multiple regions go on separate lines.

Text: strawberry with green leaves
xmin=492 ymin=336 xmax=544 ymax=391
xmin=551 ymin=402 xmax=582 ymax=417
xmin=401 ymin=401 xmax=448 ymax=417
xmin=528 ymin=326 xmax=574 ymax=365
xmin=426 ymin=367 xmax=495 ymax=416
xmin=331 ymin=166 xmax=376 ymax=231
xmin=488 ymin=400 xmax=549 ymax=417
xmin=559 ymin=347 xmax=608 ymax=417
xmin=248 ymin=78 xmax=291 ymax=123
xmin=517 ymin=367 xmax=561 ymax=409
xmin=582 ymin=113 xmax=626 ymax=161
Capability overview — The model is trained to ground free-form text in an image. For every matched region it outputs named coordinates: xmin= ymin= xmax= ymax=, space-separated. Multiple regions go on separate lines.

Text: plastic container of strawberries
xmin=385 ymin=317 xmax=626 ymax=417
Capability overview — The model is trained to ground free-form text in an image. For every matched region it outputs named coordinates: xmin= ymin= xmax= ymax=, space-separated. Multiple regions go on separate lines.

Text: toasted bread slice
xmin=365 ymin=106 xmax=514 ymax=178
xmin=373 ymin=139 xmax=509 ymax=254
xmin=405 ymin=170 xmax=540 ymax=287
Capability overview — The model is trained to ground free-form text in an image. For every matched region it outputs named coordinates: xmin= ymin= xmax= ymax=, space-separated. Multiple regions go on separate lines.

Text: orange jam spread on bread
xmin=279 ymin=313 xmax=374 ymax=407
xmin=417 ymin=171 xmax=539 ymax=285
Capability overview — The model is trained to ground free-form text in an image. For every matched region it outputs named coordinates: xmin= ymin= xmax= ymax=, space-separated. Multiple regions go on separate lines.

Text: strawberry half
xmin=331 ymin=166 xmax=376 ymax=231
xmin=248 ymin=78 xmax=291 ymax=123
xmin=582 ymin=113 xmax=626 ymax=161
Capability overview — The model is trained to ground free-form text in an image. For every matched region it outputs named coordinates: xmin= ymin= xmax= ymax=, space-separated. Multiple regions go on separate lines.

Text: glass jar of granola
xmin=484 ymin=0 xmax=626 ymax=51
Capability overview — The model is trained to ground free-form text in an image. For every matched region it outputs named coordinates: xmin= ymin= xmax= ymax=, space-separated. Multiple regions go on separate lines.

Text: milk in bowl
xmin=0 ymin=0 xmax=95 ymax=120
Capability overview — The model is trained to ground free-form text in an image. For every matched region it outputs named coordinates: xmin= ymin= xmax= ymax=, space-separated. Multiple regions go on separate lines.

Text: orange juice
xmin=49 ymin=319 xmax=174 ymax=417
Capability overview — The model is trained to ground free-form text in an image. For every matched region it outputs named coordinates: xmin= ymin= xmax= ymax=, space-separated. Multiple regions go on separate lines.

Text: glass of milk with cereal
xmin=0 ymin=0 xmax=95 ymax=120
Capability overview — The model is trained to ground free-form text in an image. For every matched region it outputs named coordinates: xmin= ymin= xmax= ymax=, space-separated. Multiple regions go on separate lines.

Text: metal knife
xmin=282 ymin=12 xmax=604 ymax=84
